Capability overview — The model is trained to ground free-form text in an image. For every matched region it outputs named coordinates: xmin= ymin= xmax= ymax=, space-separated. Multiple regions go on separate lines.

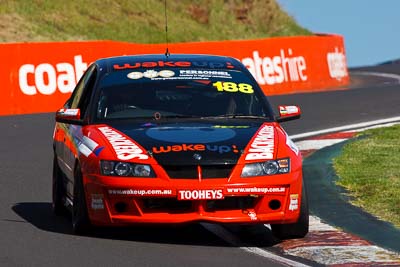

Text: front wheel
xmin=271 ymin=183 xmax=309 ymax=239
xmin=72 ymin=164 xmax=91 ymax=235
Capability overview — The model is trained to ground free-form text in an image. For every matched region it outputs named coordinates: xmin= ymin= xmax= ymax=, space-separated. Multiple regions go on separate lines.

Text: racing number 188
xmin=213 ymin=82 xmax=254 ymax=94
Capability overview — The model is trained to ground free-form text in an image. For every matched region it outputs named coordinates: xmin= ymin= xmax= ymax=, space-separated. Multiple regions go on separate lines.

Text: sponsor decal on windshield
xmin=127 ymin=69 xmax=175 ymax=80
xmin=179 ymin=70 xmax=232 ymax=79
xmin=126 ymin=69 xmax=236 ymax=81
xmin=152 ymin=144 xmax=239 ymax=154
xmin=245 ymin=125 xmax=275 ymax=161
xmin=114 ymin=61 xmax=235 ymax=70
xmin=213 ymin=81 xmax=254 ymax=94
xmin=98 ymin=126 xmax=149 ymax=160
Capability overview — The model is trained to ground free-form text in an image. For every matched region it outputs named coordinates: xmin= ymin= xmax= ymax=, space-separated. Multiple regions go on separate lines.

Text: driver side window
xmin=68 ymin=64 xmax=97 ymax=117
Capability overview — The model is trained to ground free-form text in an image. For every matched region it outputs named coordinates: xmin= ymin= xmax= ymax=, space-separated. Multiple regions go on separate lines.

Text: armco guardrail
xmin=0 ymin=34 xmax=348 ymax=116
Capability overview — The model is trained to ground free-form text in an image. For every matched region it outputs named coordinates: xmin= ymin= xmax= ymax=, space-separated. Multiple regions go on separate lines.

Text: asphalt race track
xmin=1 ymin=65 xmax=400 ymax=266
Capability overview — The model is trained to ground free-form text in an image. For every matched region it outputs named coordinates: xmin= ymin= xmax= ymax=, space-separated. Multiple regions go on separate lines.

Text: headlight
xmin=241 ymin=158 xmax=290 ymax=177
xmin=133 ymin=164 xmax=152 ymax=177
xmin=115 ymin=162 xmax=132 ymax=176
xmin=100 ymin=161 xmax=155 ymax=177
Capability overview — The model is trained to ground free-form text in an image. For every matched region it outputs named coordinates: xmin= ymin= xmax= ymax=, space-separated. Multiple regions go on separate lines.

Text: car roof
xmin=95 ymin=54 xmax=246 ymax=74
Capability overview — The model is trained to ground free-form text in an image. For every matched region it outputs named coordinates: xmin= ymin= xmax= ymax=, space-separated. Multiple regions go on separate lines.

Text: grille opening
xmin=206 ymin=196 xmax=257 ymax=211
xmin=115 ymin=202 xmax=128 ymax=213
xmin=163 ymin=164 xmax=234 ymax=179
xmin=202 ymin=165 xmax=233 ymax=178
xmin=141 ymin=198 xmax=193 ymax=213
xmin=269 ymin=199 xmax=281 ymax=210
xmin=163 ymin=165 xmax=197 ymax=178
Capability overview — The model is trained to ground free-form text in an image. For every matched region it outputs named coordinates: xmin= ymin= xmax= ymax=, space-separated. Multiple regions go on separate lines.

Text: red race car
xmin=53 ymin=54 xmax=308 ymax=239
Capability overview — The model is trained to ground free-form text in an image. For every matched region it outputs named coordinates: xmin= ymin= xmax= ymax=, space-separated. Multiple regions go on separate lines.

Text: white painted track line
xmin=308 ymin=215 xmax=337 ymax=232
xmin=351 ymin=71 xmax=400 ymax=83
xmin=296 ymin=139 xmax=347 ymax=151
xmin=290 ymin=116 xmax=400 ymax=140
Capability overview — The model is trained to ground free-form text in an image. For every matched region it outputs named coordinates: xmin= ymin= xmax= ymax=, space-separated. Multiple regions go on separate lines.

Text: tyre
xmin=52 ymin=155 xmax=66 ymax=215
xmin=72 ymin=163 xmax=91 ymax=235
xmin=271 ymin=183 xmax=309 ymax=239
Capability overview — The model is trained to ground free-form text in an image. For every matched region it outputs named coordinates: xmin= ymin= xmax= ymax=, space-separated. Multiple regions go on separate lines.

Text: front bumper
xmin=83 ymin=171 xmax=303 ymax=226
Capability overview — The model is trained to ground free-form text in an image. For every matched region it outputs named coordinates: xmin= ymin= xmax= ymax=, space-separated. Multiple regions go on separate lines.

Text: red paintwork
xmin=64 ymin=122 xmax=304 ymax=226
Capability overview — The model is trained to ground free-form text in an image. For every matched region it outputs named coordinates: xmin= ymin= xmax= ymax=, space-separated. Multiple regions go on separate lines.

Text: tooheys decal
xmin=245 ymin=125 xmax=275 ymax=160
xmin=98 ymin=126 xmax=149 ymax=160
xmin=178 ymin=189 xmax=224 ymax=200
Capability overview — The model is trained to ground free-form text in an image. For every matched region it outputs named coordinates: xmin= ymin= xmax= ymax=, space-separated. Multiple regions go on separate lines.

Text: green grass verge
xmin=333 ymin=125 xmax=400 ymax=228
xmin=0 ymin=0 xmax=310 ymax=43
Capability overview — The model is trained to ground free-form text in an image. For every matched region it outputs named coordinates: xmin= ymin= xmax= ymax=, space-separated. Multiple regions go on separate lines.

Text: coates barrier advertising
xmin=0 ymin=34 xmax=348 ymax=115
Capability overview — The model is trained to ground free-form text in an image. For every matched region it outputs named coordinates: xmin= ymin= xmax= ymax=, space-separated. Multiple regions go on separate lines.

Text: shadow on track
xmin=12 ymin=202 xmax=279 ymax=247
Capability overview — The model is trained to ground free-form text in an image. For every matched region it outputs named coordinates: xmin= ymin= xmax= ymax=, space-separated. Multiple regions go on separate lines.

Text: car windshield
xmin=95 ymin=68 xmax=273 ymax=121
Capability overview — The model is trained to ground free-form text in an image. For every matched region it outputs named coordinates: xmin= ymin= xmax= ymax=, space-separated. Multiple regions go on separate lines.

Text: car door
xmin=57 ymin=65 xmax=98 ymax=197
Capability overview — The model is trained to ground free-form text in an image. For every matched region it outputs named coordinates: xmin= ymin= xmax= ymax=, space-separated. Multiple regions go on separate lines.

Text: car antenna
xmin=164 ymin=0 xmax=170 ymax=58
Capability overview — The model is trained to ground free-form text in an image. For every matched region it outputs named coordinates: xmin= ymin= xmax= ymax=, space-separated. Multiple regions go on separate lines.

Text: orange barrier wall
xmin=0 ymin=35 xmax=348 ymax=116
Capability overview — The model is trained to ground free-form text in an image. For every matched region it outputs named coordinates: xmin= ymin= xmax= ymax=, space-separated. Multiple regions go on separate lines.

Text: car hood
xmin=96 ymin=119 xmax=279 ymax=165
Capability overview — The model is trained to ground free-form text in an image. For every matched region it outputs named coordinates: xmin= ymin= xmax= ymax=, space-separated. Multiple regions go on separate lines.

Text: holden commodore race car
xmin=52 ymin=54 xmax=308 ymax=239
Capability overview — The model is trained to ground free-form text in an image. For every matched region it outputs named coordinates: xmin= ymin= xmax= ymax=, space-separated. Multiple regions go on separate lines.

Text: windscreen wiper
xmin=162 ymin=115 xmax=200 ymax=119
xmin=201 ymin=114 xmax=267 ymax=119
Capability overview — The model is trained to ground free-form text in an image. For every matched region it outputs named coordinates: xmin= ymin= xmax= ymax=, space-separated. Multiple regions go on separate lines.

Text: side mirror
xmin=55 ymin=108 xmax=85 ymax=125
xmin=276 ymin=105 xmax=301 ymax=123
